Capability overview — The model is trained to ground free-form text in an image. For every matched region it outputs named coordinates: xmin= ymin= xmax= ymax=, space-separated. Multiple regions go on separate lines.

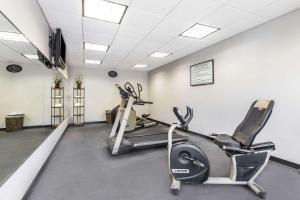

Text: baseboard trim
xmin=0 ymin=125 xmax=52 ymax=131
xmin=270 ymin=156 xmax=300 ymax=170
xmin=149 ymin=118 xmax=300 ymax=170
xmin=69 ymin=121 xmax=106 ymax=127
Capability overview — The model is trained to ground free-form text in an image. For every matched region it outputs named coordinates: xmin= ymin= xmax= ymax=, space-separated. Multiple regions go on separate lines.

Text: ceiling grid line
xmin=113 ymin=0 xmax=185 ymax=68
xmin=96 ymin=0 xmax=134 ymax=69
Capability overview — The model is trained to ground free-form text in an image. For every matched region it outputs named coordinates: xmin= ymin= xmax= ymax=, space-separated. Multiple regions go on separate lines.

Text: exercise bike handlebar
xmin=173 ymin=106 xmax=193 ymax=129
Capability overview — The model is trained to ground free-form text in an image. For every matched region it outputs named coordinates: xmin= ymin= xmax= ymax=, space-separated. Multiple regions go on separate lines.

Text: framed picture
xmin=190 ymin=59 xmax=214 ymax=86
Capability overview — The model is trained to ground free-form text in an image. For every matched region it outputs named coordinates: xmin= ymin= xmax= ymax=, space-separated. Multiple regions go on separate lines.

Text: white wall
xmin=0 ymin=0 xmax=52 ymax=59
xmin=0 ymin=62 xmax=56 ymax=128
xmin=69 ymin=68 xmax=149 ymax=122
xmin=149 ymin=10 xmax=300 ymax=164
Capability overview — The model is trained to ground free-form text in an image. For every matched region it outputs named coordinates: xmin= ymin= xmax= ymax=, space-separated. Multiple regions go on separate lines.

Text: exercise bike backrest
xmin=173 ymin=107 xmax=193 ymax=130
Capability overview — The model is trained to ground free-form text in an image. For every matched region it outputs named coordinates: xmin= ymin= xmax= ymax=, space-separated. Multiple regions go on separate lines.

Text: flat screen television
xmin=53 ymin=28 xmax=66 ymax=70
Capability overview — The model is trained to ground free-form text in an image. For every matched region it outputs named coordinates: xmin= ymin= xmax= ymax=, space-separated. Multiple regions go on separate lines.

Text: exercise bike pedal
xmin=184 ymin=156 xmax=205 ymax=168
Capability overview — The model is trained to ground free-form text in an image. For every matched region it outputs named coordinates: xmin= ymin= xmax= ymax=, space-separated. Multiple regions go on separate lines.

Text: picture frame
xmin=190 ymin=59 xmax=214 ymax=86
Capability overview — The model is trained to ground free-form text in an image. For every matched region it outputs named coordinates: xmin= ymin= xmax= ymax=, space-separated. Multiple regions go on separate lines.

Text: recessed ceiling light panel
xmin=150 ymin=52 xmax=171 ymax=58
xmin=23 ymin=54 xmax=39 ymax=60
xmin=85 ymin=59 xmax=102 ymax=64
xmin=84 ymin=42 xmax=109 ymax=52
xmin=133 ymin=64 xmax=149 ymax=68
xmin=180 ymin=24 xmax=219 ymax=39
xmin=0 ymin=32 xmax=29 ymax=42
xmin=83 ymin=0 xmax=127 ymax=24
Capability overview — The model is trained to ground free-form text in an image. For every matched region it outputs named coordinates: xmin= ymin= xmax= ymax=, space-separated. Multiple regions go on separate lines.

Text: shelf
xmin=74 ymin=114 xmax=84 ymax=116
xmin=51 ymin=87 xmax=64 ymax=127
xmin=53 ymin=104 xmax=63 ymax=108
xmin=74 ymin=96 xmax=84 ymax=98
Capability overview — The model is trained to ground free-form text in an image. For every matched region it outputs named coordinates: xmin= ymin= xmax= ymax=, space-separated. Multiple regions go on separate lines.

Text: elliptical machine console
xmin=168 ymin=100 xmax=275 ymax=199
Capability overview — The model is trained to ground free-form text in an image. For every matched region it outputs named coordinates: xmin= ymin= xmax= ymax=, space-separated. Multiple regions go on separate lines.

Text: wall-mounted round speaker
xmin=6 ymin=64 xmax=22 ymax=73
xmin=108 ymin=71 xmax=117 ymax=78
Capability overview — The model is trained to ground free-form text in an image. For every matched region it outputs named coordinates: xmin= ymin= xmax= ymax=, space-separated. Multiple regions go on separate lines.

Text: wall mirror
xmin=0 ymin=12 xmax=66 ymax=185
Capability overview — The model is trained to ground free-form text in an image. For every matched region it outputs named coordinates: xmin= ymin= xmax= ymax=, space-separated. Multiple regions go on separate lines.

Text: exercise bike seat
xmin=213 ymin=100 xmax=274 ymax=149
xmin=214 ymin=134 xmax=240 ymax=148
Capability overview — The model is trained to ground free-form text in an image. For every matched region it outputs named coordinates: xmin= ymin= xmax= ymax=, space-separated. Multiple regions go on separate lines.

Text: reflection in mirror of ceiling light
xmin=180 ymin=24 xmax=219 ymax=39
xmin=23 ymin=54 xmax=39 ymax=60
xmin=83 ymin=0 xmax=127 ymax=24
xmin=133 ymin=64 xmax=149 ymax=68
xmin=85 ymin=59 xmax=102 ymax=64
xmin=0 ymin=32 xmax=29 ymax=42
xmin=150 ymin=52 xmax=171 ymax=58
xmin=84 ymin=42 xmax=109 ymax=52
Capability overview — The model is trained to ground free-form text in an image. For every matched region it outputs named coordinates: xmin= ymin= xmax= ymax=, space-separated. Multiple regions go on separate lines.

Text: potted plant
xmin=54 ymin=74 xmax=62 ymax=88
xmin=75 ymin=75 xmax=83 ymax=89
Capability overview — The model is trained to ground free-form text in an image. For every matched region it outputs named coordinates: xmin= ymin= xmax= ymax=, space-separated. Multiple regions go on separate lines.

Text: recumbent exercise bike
xmin=168 ymin=100 xmax=275 ymax=199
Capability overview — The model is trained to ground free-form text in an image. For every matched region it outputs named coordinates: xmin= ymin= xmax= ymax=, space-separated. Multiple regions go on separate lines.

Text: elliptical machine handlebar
xmin=115 ymin=84 xmax=136 ymax=100
xmin=124 ymin=82 xmax=139 ymax=100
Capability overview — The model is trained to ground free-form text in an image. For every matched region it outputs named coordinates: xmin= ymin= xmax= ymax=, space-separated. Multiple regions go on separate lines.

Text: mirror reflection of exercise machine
xmin=168 ymin=100 xmax=275 ymax=199
xmin=107 ymin=83 xmax=188 ymax=155
xmin=110 ymin=83 xmax=157 ymax=132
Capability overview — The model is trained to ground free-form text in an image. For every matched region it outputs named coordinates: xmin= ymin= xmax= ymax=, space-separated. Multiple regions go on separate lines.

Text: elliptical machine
xmin=168 ymin=100 xmax=275 ymax=199
xmin=110 ymin=82 xmax=158 ymax=132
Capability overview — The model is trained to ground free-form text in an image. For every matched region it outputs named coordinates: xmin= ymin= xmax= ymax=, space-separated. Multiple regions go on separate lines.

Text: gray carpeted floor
xmin=0 ymin=127 xmax=52 ymax=185
xmin=26 ymin=124 xmax=300 ymax=200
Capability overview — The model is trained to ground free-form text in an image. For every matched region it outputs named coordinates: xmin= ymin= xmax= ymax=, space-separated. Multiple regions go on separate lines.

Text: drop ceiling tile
xmin=84 ymin=63 xmax=101 ymax=68
xmin=0 ymin=15 xmax=18 ymax=32
xmin=83 ymin=17 xmax=119 ymax=44
xmin=227 ymin=0 xmax=277 ymax=12
xmin=117 ymin=7 xmax=164 ymax=40
xmin=38 ymin=0 xmax=82 ymax=16
xmin=131 ymin=0 xmax=181 ymax=15
xmin=256 ymin=0 xmax=300 ymax=19
xmin=0 ymin=43 xmax=30 ymax=63
xmin=159 ymin=37 xmax=194 ymax=52
xmin=226 ymin=15 xmax=269 ymax=34
xmin=67 ymin=50 xmax=83 ymax=67
xmin=201 ymin=5 xmax=250 ymax=28
xmin=44 ymin=11 xmax=82 ymax=31
xmin=101 ymin=54 xmax=124 ymax=67
xmin=144 ymin=17 xmax=195 ymax=44
xmin=109 ymin=0 xmax=131 ymax=6
xmin=1 ymin=41 xmax=37 ymax=54
xmin=84 ymin=49 xmax=106 ymax=60
xmin=132 ymin=40 xmax=162 ymax=56
xmin=168 ymin=0 xmax=223 ymax=22
xmin=108 ymin=36 xmax=140 ymax=55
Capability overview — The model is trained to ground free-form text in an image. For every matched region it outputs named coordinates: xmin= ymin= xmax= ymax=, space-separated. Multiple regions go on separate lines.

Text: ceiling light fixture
xmin=84 ymin=42 xmax=109 ymax=52
xmin=180 ymin=24 xmax=219 ymax=39
xmin=85 ymin=59 xmax=102 ymax=64
xmin=133 ymin=64 xmax=149 ymax=68
xmin=0 ymin=31 xmax=29 ymax=42
xmin=23 ymin=54 xmax=39 ymax=60
xmin=83 ymin=0 xmax=127 ymax=24
xmin=150 ymin=52 xmax=171 ymax=58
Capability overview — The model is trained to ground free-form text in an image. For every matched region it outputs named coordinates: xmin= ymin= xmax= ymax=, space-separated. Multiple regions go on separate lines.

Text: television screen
xmin=53 ymin=28 xmax=66 ymax=70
